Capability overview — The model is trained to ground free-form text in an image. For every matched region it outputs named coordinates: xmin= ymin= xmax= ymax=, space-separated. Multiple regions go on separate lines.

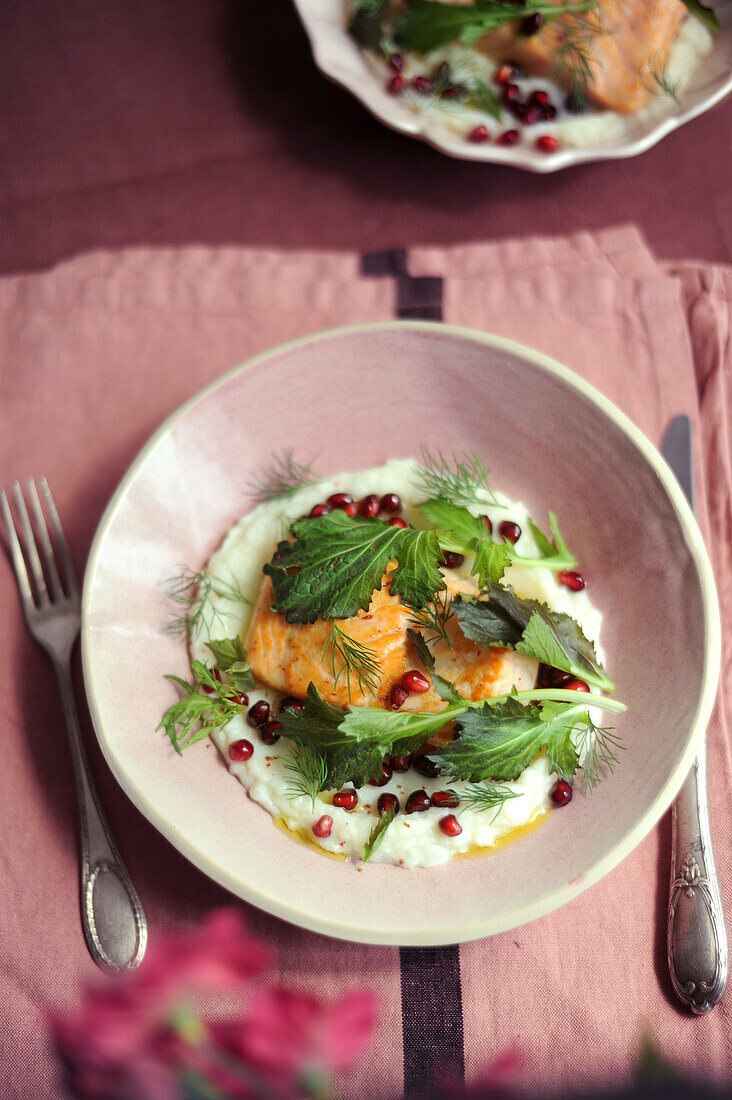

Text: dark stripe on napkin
xmin=362 ymin=249 xmax=462 ymax=1096
xmin=400 ymin=945 xmax=465 ymax=1096
xmin=361 ymin=249 xmax=443 ymax=321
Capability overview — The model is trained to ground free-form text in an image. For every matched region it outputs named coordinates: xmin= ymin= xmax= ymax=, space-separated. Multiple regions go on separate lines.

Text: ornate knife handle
xmin=667 ymin=737 xmax=728 ymax=1013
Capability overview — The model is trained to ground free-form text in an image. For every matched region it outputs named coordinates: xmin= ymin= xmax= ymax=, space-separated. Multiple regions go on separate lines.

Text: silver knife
xmin=662 ymin=415 xmax=728 ymax=1013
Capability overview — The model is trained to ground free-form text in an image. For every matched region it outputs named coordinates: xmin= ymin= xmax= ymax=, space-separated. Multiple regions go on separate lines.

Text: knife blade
xmin=662 ymin=414 xmax=728 ymax=1013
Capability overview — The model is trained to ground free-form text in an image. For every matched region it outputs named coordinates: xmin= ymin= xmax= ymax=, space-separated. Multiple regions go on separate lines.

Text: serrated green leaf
xmin=472 ymin=539 xmax=511 ymax=585
xmin=362 ymin=805 xmax=397 ymax=864
xmin=395 ymin=0 xmax=595 ymax=54
xmin=206 ymin=637 xmax=255 ymax=693
xmin=452 ymin=591 xmax=525 ymax=648
xmin=264 ymin=511 xmax=443 ymax=623
xmin=430 ymin=697 xmax=584 ymax=782
xmin=390 ymin=528 xmax=445 ymax=608
xmin=516 ymin=609 xmax=613 ymax=692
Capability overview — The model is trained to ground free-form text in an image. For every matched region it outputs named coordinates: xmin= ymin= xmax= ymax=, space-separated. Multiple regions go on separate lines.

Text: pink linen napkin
xmin=0 ymin=229 xmax=730 ymax=1099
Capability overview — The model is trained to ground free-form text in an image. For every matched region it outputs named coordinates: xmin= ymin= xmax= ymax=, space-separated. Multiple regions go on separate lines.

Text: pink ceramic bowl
xmin=82 ymin=323 xmax=720 ymax=945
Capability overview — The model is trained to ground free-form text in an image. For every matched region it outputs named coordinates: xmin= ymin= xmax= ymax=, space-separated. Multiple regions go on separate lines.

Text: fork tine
xmin=28 ymin=478 xmax=63 ymax=601
xmin=13 ymin=481 xmax=49 ymax=606
xmin=39 ymin=478 xmax=79 ymax=600
xmin=1 ymin=489 xmax=35 ymax=609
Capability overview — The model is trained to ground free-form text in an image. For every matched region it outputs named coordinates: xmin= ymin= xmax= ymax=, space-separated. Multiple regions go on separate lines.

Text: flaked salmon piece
xmin=246 ymin=565 xmax=537 ymax=713
xmin=433 ymin=0 xmax=687 ymax=113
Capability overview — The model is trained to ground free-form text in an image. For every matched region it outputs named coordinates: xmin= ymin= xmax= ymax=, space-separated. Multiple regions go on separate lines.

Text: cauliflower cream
xmin=189 ymin=458 xmax=605 ymax=867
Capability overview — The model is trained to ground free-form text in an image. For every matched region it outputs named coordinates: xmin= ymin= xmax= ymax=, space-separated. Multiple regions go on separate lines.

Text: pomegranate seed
xmin=494 ymin=63 xmax=514 ymax=85
xmin=413 ymin=75 xmax=433 ymax=94
xmin=358 ymin=494 xmax=380 ymax=518
xmin=259 ymin=720 xmax=281 ymax=745
xmin=343 ymin=501 xmax=358 ymax=516
xmin=531 ymin=89 xmax=550 ymax=107
xmin=389 ymin=517 xmax=408 ymax=529
xmin=558 ymin=570 xmax=585 ymax=591
xmin=201 ymin=682 xmax=217 ymax=696
xmin=431 ymin=789 xmax=460 ymax=809
xmin=389 ymin=754 xmax=412 ymax=772
xmin=309 ymin=502 xmax=331 ymax=518
xmin=481 ymin=514 xmax=494 ymax=533
xmin=441 ymin=84 xmax=462 ymax=100
xmin=378 ymin=793 xmax=400 ymax=815
xmin=521 ymin=12 xmax=543 ymax=34
xmin=523 ymin=106 xmax=542 ymax=125
xmin=414 ymin=755 xmax=440 ymax=778
xmin=469 ymin=125 xmax=489 ymax=143
xmin=441 ymin=551 xmax=464 ymax=569
xmin=390 ymin=685 xmax=409 ymax=710
xmin=228 ymin=739 xmax=253 ymax=762
xmin=312 ymin=815 xmax=333 ymax=837
xmin=550 ymin=668 xmax=573 ymax=687
xmin=380 ymin=493 xmax=402 ymax=514
xmin=439 ymin=813 xmax=463 ymax=837
xmin=369 ymin=761 xmax=393 ymax=787
xmin=332 ymin=788 xmax=358 ymax=811
xmin=499 ymin=520 xmax=522 ymax=544
xmin=247 ymin=700 xmax=270 ymax=728
xmin=279 ymin=695 xmax=305 ymax=713
xmin=551 ymin=779 xmax=573 ymax=806
xmin=543 ymin=105 xmax=557 ymax=121
xmin=386 ymin=75 xmax=405 ymax=95
xmin=497 ymin=129 xmax=519 ymax=148
xmin=536 ymin=134 xmax=560 ymax=153
xmin=503 ymin=82 xmax=520 ymax=103
xmin=327 ymin=492 xmax=354 ymax=509
xmin=405 ymin=789 xmax=431 ymax=814
xmin=231 ymin=691 xmax=249 ymax=706
xmin=401 ymin=669 xmax=431 ymax=694
xmin=388 ymin=53 xmax=404 ymax=73
xmin=566 ymin=679 xmax=590 ymax=693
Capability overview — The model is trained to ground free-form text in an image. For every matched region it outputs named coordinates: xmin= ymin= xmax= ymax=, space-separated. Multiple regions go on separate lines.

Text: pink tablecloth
xmin=0 ymin=227 xmax=730 ymax=1098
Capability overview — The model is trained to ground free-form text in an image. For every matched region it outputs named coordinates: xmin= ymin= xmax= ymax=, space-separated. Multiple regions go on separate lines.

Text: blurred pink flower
xmin=52 ymin=909 xmax=268 ymax=1100
xmin=232 ymin=986 xmax=377 ymax=1084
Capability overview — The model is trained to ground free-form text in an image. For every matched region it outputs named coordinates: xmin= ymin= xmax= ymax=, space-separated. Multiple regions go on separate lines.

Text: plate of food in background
xmin=292 ymin=0 xmax=732 ymax=170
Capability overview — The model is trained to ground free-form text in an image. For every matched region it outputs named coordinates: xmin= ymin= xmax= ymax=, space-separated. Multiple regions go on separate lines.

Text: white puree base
xmin=362 ymin=16 xmax=713 ymax=149
xmin=191 ymin=459 xmax=605 ymax=867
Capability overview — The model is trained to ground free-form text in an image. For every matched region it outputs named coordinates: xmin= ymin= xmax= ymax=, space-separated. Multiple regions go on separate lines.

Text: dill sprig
xmin=247 ymin=450 xmax=319 ymax=504
xmin=283 ymin=743 xmax=328 ymax=810
xmin=645 ymin=58 xmax=681 ymax=105
xmin=321 ymin=622 xmax=382 ymax=702
xmin=413 ymin=449 xmax=503 ymax=507
xmin=576 ymin=717 xmax=624 ymax=792
xmin=409 ymin=590 xmax=455 ymax=649
xmin=551 ymin=6 xmax=604 ymax=112
xmin=165 ymin=567 xmax=250 ymax=643
xmin=458 ymin=782 xmax=523 ymax=821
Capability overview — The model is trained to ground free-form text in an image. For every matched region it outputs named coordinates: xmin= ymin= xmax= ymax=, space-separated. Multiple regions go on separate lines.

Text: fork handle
xmin=667 ymin=736 xmax=728 ymax=1012
xmin=54 ymin=655 xmax=147 ymax=971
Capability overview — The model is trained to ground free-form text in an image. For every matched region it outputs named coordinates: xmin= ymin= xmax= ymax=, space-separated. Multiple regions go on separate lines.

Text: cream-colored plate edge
xmin=82 ymin=321 xmax=722 ymax=944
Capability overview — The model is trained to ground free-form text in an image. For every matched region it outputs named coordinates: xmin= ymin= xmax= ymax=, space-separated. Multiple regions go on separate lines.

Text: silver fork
xmin=1 ymin=478 xmax=147 ymax=972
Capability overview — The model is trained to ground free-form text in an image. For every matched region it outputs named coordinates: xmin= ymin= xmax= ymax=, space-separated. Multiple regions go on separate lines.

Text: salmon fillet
xmin=246 ymin=565 xmax=537 ymax=713
xmin=435 ymin=0 xmax=687 ymax=113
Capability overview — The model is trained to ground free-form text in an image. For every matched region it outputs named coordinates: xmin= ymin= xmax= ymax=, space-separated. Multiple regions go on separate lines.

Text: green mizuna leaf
xmin=395 ymin=0 xmax=595 ymax=54
xmin=362 ymin=804 xmax=397 ymax=864
xmin=454 ymin=585 xmax=613 ymax=692
xmin=264 ymin=511 xmax=444 ymax=624
xmin=206 ymin=637 xmax=255 ymax=693
xmin=430 ymin=698 xmax=583 ymax=782
xmin=157 ymin=660 xmax=249 ymax=755
xmin=274 ymin=685 xmax=444 ymax=790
